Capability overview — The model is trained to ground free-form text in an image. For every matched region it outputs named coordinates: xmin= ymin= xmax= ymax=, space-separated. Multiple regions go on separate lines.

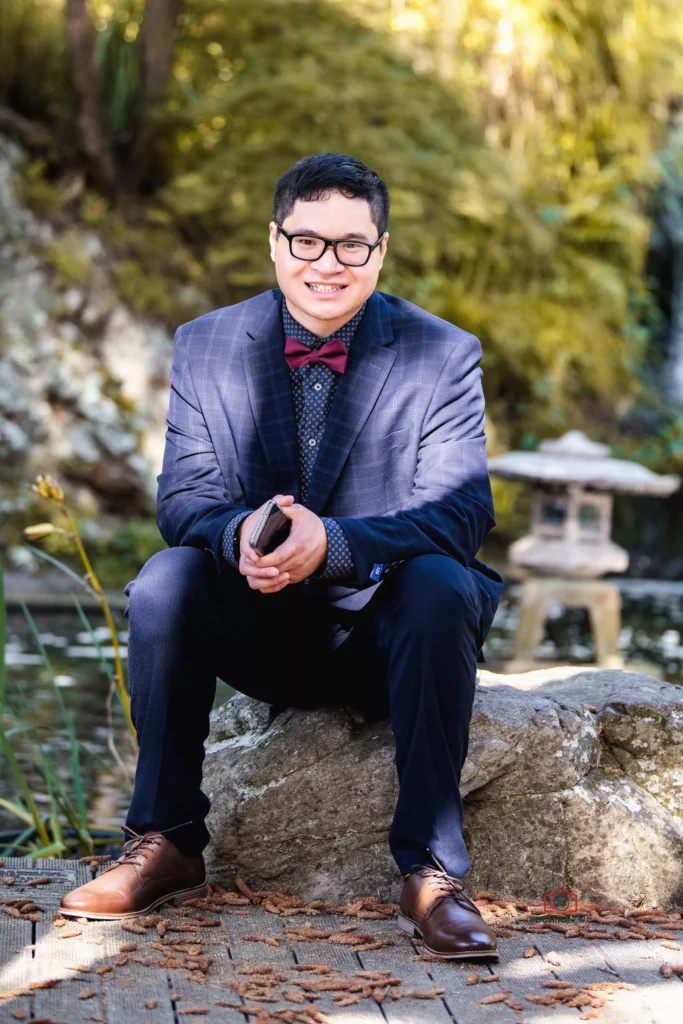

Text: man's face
xmin=269 ymin=191 xmax=388 ymax=335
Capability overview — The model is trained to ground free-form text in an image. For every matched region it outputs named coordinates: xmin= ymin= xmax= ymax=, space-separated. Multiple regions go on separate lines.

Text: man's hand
xmin=236 ymin=495 xmax=296 ymax=594
xmin=252 ymin=501 xmax=328 ymax=584
xmin=237 ymin=494 xmax=328 ymax=592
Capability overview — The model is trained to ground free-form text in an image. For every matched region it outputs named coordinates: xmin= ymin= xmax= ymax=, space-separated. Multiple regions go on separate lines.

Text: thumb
xmin=273 ymin=494 xmax=295 ymax=507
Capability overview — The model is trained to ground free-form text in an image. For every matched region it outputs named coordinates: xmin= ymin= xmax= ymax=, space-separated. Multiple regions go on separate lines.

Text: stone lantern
xmin=488 ymin=431 xmax=680 ymax=669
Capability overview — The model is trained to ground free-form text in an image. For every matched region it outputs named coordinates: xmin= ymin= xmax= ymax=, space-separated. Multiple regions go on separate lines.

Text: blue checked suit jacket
xmin=156 ymin=288 xmax=504 ymax=649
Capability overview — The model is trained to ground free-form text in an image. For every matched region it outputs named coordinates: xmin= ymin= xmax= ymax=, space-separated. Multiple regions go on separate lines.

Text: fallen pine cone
xmin=78 ymin=988 xmax=96 ymax=1000
xmin=403 ymin=988 xmax=445 ymax=999
xmin=523 ymin=947 xmax=537 ymax=957
xmin=660 ymin=963 xmax=683 ymax=977
xmin=121 ymin=922 xmax=145 ymax=935
xmin=284 ymin=990 xmax=307 ymax=1003
xmin=480 ymin=991 xmax=511 ymax=1004
xmin=57 ymin=925 xmax=82 ymax=939
xmin=242 ymin=934 xmax=282 ymax=947
xmin=465 ymin=974 xmax=480 ymax=984
xmin=26 ymin=876 xmax=53 ymax=887
xmin=284 ymin=927 xmax=332 ymax=942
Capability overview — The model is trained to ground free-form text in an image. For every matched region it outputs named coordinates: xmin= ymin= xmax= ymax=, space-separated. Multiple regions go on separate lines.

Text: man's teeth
xmin=308 ymin=284 xmax=344 ymax=292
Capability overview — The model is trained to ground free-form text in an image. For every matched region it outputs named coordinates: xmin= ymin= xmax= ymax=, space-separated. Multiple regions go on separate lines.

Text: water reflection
xmin=1 ymin=608 xmax=234 ymax=844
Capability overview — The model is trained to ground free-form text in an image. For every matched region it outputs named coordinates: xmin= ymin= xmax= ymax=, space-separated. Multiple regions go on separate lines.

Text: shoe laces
xmin=413 ymin=866 xmax=479 ymax=916
xmin=102 ymin=829 xmax=163 ymax=874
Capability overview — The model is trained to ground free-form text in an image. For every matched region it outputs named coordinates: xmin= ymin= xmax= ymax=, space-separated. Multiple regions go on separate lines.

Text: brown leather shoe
xmin=60 ymin=831 xmax=207 ymax=920
xmin=398 ymin=866 xmax=499 ymax=960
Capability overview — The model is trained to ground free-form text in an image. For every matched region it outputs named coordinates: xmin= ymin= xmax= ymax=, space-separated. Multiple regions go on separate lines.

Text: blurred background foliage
xmin=2 ymin=0 xmax=683 ymax=539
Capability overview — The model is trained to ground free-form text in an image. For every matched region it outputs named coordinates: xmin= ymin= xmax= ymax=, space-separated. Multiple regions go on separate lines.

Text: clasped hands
xmin=236 ymin=494 xmax=328 ymax=593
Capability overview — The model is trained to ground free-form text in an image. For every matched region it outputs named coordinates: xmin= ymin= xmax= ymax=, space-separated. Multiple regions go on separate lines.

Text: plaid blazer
xmin=156 ymin=288 xmax=504 ymax=645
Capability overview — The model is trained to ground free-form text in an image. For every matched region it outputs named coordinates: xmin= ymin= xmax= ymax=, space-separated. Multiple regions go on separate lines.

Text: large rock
xmin=204 ymin=667 xmax=683 ymax=909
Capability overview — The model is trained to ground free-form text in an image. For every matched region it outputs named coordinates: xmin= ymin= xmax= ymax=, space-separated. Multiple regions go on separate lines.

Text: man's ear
xmin=268 ymin=221 xmax=279 ymax=262
xmin=378 ymin=231 xmax=389 ymax=268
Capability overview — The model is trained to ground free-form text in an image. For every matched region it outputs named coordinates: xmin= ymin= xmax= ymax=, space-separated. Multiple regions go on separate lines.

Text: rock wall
xmin=203 ymin=667 xmax=683 ymax=909
xmin=0 ymin=136 xmax=174 ymax=543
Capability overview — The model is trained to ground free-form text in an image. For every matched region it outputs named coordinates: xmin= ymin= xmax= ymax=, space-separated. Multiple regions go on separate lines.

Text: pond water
xmin=4 ymin=576 xmax=683 ymax=850
xmin=1 ymin=606 xmax=234 ymax=849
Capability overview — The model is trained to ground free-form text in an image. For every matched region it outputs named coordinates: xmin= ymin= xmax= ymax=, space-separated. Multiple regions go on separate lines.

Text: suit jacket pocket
xmin=347 ymin=427 xmax=411 ymax=466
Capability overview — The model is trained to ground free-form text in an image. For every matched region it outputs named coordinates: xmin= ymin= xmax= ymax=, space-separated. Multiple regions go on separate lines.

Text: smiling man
xmin=60 ymin=154 xmax=504 ymax=961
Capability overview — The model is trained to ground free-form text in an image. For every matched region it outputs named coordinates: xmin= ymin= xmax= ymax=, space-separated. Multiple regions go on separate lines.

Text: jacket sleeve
xmin=156 ymin=325 xmax=253 ymax=573
xmin=332 ymin=332 xmax=496 ymax=589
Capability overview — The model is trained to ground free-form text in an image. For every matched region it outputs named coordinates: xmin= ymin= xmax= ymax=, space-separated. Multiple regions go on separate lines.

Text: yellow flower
xmin=31 ymin=474 xmax=65 ymax=502
xmin=24 ymin=522 xmax=56 ymax=540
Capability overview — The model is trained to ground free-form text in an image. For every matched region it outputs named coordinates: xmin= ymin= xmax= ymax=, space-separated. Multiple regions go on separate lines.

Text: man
xmin=61 ymin=154 xmax=504 ymax=961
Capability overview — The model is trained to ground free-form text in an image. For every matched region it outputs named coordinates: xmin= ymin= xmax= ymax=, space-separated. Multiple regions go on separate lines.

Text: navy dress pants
xmin=123 ymin=547 xmax=484 ymax=879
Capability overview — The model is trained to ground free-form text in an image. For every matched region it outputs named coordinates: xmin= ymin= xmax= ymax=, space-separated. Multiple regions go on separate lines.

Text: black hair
xmin=273 ymin=153 xmax=389 ymax=237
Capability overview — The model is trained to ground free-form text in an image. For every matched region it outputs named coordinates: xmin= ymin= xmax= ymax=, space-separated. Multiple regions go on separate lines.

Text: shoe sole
xmin=397 ymin=912 xmax=500 ymax=961
xmin=59 ymin=881 xmax=208 ymax=921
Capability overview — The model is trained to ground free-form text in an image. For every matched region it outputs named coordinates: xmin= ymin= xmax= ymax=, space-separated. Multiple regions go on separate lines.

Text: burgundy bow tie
xmin=284 ymin=335 xmax=348 ymax=374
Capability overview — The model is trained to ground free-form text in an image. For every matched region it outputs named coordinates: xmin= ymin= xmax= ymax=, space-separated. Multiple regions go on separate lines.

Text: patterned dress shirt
xmin=221 ymin=301 xmax=365 ymax=582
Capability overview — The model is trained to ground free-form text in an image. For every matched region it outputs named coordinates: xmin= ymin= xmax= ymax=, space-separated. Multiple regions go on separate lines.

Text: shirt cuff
xmin=221 ymin=510 xmax=252 ymax=568
xmin=311 ymin=517 xmax=356 ymax=582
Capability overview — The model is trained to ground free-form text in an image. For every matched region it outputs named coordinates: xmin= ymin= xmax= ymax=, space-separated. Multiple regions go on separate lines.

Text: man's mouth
xmin=305 ymin=283 xmax=348 ymax=293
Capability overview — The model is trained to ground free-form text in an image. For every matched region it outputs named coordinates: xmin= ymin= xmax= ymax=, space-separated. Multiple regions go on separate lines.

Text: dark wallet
xmin=248 ymin=499 xmax=292 ymax=556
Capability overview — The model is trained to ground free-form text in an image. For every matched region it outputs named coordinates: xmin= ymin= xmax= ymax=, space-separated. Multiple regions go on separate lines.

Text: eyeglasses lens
xmin=290 ymin=236 xmax=370 ymax=266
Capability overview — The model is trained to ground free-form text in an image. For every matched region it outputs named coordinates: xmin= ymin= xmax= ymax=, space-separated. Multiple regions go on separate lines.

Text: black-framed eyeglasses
xmin=276 ymin=224 xmax=384 ymax=267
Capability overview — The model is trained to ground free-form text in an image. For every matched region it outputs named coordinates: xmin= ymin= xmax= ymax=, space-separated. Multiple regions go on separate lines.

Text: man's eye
xmin=296 ymin=237 xmax=317 ymax=246
xmin=340 ymin=242 xmax=361 ymax=251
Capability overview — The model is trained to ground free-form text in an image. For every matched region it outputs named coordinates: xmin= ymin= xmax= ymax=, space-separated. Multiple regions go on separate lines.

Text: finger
xmin=257 ymin=538 xmax=303 ymax=568
xmin=240 ymin=560 xmax=281 ymax=579
xmin=272 ymin=494 xmax=295 ymax=506
xmin=260 ymin=579 xmax=290 ymax=594
xmin=249 ymin=573 xmax=290 ymax=592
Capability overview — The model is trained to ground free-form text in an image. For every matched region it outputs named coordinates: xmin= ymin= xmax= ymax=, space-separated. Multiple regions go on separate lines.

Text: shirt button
xmin=313 ymin=383 xmax=323 ymax=391
xmin=308 ymin=438 xmax=316 ymax=446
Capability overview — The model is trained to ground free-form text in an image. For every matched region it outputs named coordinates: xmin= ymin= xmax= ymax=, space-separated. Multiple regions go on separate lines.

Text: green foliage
xmin=3 ymin=0 xmax=683 ymax=454
xmin=43 ymin=230 xmax=95 ymax=287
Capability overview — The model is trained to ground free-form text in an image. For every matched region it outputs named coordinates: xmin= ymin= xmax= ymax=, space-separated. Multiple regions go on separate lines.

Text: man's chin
xmin=296 ymin=294 xmax=360 ymax=321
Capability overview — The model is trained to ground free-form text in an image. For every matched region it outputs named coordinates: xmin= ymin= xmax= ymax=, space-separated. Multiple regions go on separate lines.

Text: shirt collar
xmin=282 ymin=300 xmax=367 ymax=350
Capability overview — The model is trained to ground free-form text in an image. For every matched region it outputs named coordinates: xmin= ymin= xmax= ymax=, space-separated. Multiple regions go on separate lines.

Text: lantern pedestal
xmin=507 ymin=577 xmax=623 ymax=672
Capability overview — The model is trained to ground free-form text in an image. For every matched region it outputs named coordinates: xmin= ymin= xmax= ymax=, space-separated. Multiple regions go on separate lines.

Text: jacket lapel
xmin=305 ymin=290 xmax=396 ymax=515
xmin=242 ymin=291 xmax=300 ymax=502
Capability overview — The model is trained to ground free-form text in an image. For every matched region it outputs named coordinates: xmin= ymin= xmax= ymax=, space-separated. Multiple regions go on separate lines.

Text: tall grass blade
xmin=19 ymin=602 xmax=92 ymax=851
xmin=1 ymin=824 xmax=37 ymax=858
xmin=22 ymin=544 xmax=93 ymax=591
xmin=72 ymin=596 xmax=113 ymax=681
xmin=29 ymin=841 xmax=66 ymax=860
xmin=0 ymin=732 xmax=50 ymax=848
xmin=0 ymin=562 xmax=6 ymax=776
xmin=0 ymin=796 xmax=34 ymax=826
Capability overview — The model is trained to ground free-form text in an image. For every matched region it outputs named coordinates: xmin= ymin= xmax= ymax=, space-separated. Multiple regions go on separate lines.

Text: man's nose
xmin=311 ymin=244 xmax=344 ymax=271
